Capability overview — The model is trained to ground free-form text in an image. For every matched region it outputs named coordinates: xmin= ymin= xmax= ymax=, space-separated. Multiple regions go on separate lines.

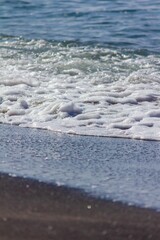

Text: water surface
xmin=1 ymin=124 xmax=160 ymax=210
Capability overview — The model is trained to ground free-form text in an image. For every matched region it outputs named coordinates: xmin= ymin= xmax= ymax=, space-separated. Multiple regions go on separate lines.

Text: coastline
xmin=0 ymin=173 xmax=160 ymax=240
xmin=1 ymin=124 xmax=160 ymax=211
xmin=1 ymin=0 xmax=160 ymax=239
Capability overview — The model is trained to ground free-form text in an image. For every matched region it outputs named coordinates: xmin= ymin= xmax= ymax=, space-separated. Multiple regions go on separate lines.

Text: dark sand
xmin=0 ymin=174 xmax=160 ymax=240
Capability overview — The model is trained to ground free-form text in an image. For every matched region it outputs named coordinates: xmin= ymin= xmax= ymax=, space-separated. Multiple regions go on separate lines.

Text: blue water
xmin=1 ymin=0 xmax=160 ymax=51
xmin=1 ymin=0 xmax=160 ymax=209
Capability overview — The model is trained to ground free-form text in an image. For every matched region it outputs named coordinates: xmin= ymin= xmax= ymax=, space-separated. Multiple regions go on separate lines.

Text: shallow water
xmin=1 ymin=1 xmax=160 ymax=211
xmin=0 ymin=0 xmax=160 ymax=140
xmin=1 ymin=124 xmax=160 ymax=210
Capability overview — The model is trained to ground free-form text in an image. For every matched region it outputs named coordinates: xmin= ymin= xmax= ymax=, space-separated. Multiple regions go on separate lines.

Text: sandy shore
xmin=0 ymin=174 xmax=160 ymax=240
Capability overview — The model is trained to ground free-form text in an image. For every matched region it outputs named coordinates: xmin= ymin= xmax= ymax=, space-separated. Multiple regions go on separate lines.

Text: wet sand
xmin=0 ymin=174 xmax=160 ymax=240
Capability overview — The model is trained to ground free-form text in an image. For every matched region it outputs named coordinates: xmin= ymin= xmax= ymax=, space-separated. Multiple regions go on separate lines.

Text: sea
xmin=1 ymin=0 xmax=160 ymax=209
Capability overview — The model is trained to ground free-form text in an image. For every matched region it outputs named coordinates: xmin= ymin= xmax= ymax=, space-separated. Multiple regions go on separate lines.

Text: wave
xmin=0 ymin=36 xmax=160 ymax=140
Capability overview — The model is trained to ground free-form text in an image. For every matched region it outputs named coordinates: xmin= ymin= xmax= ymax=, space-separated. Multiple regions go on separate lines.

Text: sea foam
xmin=0 ymin=38 xmax=160 ymax=140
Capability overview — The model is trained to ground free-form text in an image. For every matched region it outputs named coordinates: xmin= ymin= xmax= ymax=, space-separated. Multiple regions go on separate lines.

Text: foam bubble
xmin=7 ymin=109 xmax=25 ymax=116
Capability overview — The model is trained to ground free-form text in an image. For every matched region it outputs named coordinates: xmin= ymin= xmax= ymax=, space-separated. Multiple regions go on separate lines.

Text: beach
xmin=1 ymin=1 xmax=160 ymax=239
xmin=0 ymin=173 xmax=160 ymax=240
xmin=0 ymin=124 xmax=160 ymax=240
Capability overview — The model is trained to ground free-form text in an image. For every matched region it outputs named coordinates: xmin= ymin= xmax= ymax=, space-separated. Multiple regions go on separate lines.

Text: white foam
xmin=0 ymin=38 xmax=160 ymax=140
xmin=7 ymin=109 xmax=25 ymax=116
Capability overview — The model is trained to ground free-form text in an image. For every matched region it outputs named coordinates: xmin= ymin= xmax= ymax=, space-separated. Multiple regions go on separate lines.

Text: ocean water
xmin=1 ymin=1 xmax=160 ymax=210
xmin=0 ymin=0 xmax=160 ymax=140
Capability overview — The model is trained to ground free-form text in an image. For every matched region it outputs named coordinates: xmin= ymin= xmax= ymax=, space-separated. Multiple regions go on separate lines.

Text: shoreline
xmin=0 ymin=173 xmax=160 ymax=240
xmin=1 ymin=123 xmax=160 ymax=210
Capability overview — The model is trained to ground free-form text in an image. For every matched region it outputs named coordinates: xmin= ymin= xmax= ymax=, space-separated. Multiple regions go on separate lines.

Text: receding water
xmin=1 ymin=124 xmax=160 ymax=210
xmin=0 ymin=0 xmax=160 ymax=209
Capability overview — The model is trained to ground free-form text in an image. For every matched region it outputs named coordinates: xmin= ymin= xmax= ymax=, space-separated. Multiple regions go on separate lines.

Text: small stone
xmin=87 ymin=205 xmax=91 ymax=209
